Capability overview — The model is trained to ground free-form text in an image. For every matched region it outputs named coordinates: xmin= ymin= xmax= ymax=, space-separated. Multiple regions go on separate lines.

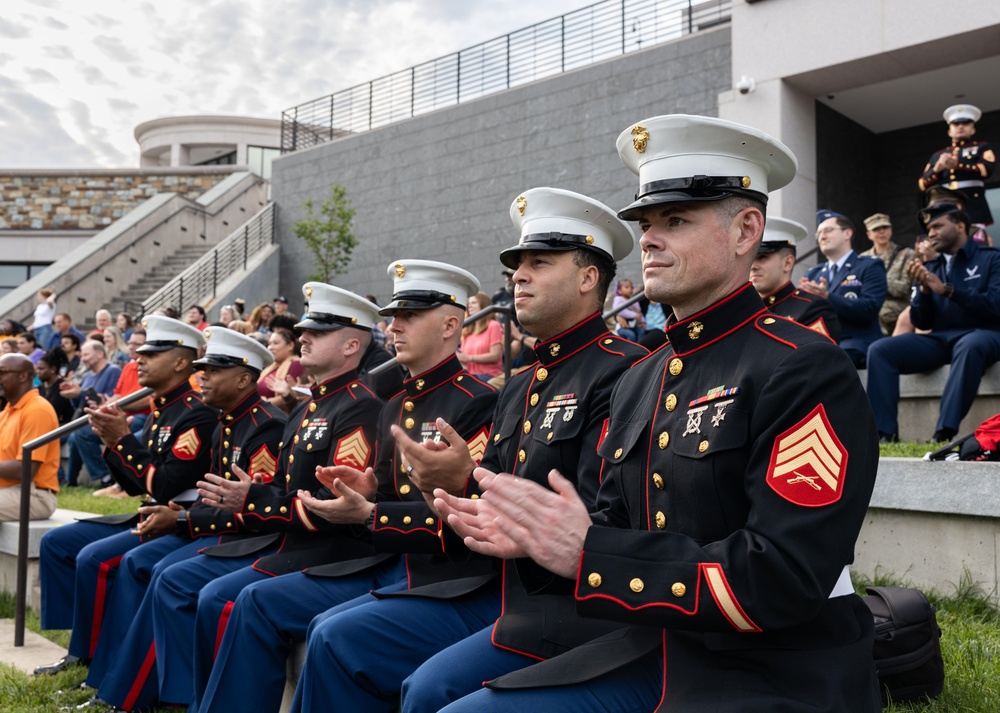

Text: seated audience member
xmin=800 ymin=209 xmax=887 ymax=368
xmin=273 ymin=294 xmax=297 ymax=320
xmin=103 ymin=326 xmax=130 ymax=368
xmin=16 ymin=332 xmax=46 ymax=364
xmin=1 ymin=318 xmax=28 ymax=339
xmin=257 ymin=327 xmax=304 ymax=412
xmin=60 ymin=341 xmax=122 ymax=486
xmin=867 ymin=204 xmax=1000 ymax=443
xmin=860 ymin=213 xmax=915 ymax=334
xmin=639 ymin=298 xmax=669 ymax=349
xmin=217 ymin=304 xmax=238 ymax=326
xmin=0 ymin=353 xmax=60 ymax=522
xmin=612 ymin=278 xmax=646 ymax=342
xmin=36 ymin=350 xmax=75 ymax=426
xmin=116 ymin=311 xmax=135 ymax=340
xmin=50 ymin=312 xmax=86 ymax=351
xmin=186 ymin=305 xmax=210 ymax=332
xmin=249 ymin=302 xmax=274 ymax=335
xmin=59 ymin=333 xmax=83 ymax=381
xmin=752 ymin=216 xmax=841 ymax=342
xmin=459 ymin=291 xmax=503 ymax=377
xmin=892 ymin=234 xmax=938 ymax=336
xmin=1 ymin=338 xmax=16 ymax=354
xmin=89 ymin=309 xmax=113 ymax=340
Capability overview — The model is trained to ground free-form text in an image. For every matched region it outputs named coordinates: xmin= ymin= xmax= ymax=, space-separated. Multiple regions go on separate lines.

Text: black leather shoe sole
xmin=34 ymin=654 xmax=82 ymax=675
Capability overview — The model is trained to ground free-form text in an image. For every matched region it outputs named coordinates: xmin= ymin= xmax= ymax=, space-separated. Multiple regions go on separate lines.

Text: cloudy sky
xmin=1 ymin=0 xmax=589 ymax=169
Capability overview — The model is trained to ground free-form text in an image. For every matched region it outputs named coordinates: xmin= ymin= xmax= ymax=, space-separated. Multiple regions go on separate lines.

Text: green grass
xmin=880 ymin=441 xmax=950 ymax=459
xmin=56 ymin=487 xmax=144 ymax=517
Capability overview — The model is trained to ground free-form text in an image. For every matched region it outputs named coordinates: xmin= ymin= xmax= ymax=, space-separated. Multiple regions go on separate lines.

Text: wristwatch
xmin=175 ymin=509 xmax=189 ymax=536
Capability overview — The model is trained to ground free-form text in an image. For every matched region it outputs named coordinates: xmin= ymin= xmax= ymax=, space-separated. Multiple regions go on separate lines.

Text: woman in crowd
xmin=116 ymin=312 xmax=135 ymax=340
xmin=1 ymin=338 xmax=17 ymax=354
xmin=103 ymin=326 xmax=131 ymax=368
xmin=218 ymin=304 xmax=238 ymax=326
xmin=36 ymin=349 xmax=75 ymax=426
xmin=257 ymin=327 xmax=305 ymax=412
xmin=31 ymin=288 xmax=57 ymax=348
xmin=249 ymin=302 xmax=275 ymax=335
xmin=459 ymin=291 xmax=503 ymax=378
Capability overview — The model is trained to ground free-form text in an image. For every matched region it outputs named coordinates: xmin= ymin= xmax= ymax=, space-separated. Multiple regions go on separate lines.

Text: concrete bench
xmin=857 ymin=361 xmax=1000 ymax=441
xmin=0 ymin=509 xmax=99 ymax=611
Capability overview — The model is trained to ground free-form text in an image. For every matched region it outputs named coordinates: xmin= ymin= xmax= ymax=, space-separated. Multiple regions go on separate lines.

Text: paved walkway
xmin=0 ymin=619 xmax=67 ymax=674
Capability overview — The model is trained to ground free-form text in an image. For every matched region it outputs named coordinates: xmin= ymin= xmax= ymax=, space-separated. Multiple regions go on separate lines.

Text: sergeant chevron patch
xmin=250 ymin=445 xmax=277 ymax=482
xmin=171 ymin=428 xmax=201 ymax=461
xmin=807 ymin=318 xmax=830 ymax=338
xmin=333 ymin=428 xmax=371 ymax=469
xmin=766 ymin=404 xmax=846 ymax=507
xmin=467 ymin=427 xmax=490 ymax=465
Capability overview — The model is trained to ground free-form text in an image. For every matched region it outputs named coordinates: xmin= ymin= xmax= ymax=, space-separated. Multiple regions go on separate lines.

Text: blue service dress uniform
xmin=90 ymin=391 xmax=284 ymax=712
xmin=867 ymin=238 xmax=1000 ymax=437
xmin=437 ymin=283 xmax=881 ymax=713
xmin=803 ymin=251 xmax=886 ymax=367
xmin=388 ymin=313 xmax=648 ymax=713
xmin=150 ymin=372 xmax=381 ymax=707
xmin=199 ymin=355 xmax=497 ymax=713
xmin=39 ymin=379 xmax=216 ymax=665
xmin=761 ymin=280 xmax=841 ymax=343
xmin=919 ymin=138 xmax=996 ymax=225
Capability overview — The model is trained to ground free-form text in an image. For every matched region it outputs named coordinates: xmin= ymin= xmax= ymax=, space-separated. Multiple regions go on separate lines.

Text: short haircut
xmin=945 ymin=209 xmax=972 ymax=233
xmin=18 ymin=332 xmax=37 ymax=346
xmin=61 ymin=333 xmax=82 ymax=349
xmin=189 ymin=304 xmax=206 ymax=317
xmin=84 ymin=340 xmax=106 ymax=357
xmin=55 ymin=312 xmax=72 ymax=323
xmin=38 ymin=347 xmax=68 ymax=370
xmin=572 ymin=249 xmax=617 ymax=306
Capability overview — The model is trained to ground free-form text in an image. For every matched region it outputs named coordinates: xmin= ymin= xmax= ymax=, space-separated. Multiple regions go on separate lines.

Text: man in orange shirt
xmin=0 ymin=353 xmax=60 ymax=521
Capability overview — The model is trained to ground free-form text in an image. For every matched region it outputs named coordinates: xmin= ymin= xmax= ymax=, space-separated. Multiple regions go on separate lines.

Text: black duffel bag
xmin=863 ymin=586 xmax=944 ymax=706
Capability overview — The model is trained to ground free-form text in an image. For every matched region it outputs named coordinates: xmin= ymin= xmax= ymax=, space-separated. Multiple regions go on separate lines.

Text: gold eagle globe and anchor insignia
xmin=687 ymin=321 xmax=704 ymax=340
xmin=631 ymin=125 xmax=649 ymax=153
xmin=516 ymin=195 xmax=527 ymax=216
xmin=394 ymin=263 xmax=406 ymax=278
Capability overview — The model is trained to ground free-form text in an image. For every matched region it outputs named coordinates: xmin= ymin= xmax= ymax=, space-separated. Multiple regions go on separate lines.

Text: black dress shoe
xmin=931 ymin=429 xmax=957 ymax=443
xmin=878 ymin=432 xmax=899 ymax=444
xmin=34 ymin=654 xmax=83 ymax=675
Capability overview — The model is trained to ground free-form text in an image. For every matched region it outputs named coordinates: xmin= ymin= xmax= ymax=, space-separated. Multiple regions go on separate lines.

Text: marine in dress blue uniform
xmin=196 ymin=261 xmax=499 ymax=713
xmin=867 ymin=203 xmax=1000 ymax=442
xmin=371 ymin=189 xmax=648 ymax=713
xmin=80 ymin=329 xmax=285 ymax=712
xmin=432 ymin=115 xmax=881 ymax=713
xmin=919 ymin=104 xmax=995 ymax=226
xmin=801 ymin=210 xmax=886 ymax=368
xmin=752 ymin=216 xmax=841 ymax=342
xmin=37 ymin=317 xmax=215 ymax=676
xmin=149 ymin=283 xmax=383 ymax=708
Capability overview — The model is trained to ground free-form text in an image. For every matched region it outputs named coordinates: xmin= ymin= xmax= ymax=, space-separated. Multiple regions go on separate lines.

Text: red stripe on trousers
xmin=213 ymin=600 xmax=235 ymax=660
xmin=89 ymin=554 xmax=125 ymax=657
xmin=122 ymin=640 xmax=157 ymax=711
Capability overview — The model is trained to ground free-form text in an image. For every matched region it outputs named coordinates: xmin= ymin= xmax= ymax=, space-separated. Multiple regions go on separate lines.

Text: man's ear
xmin=734 ymin=208 xmax=765 ymax=258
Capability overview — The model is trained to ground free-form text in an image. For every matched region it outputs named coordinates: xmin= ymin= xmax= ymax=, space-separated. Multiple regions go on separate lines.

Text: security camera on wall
xmin=736 ymin=75 xmax=756 ymax=95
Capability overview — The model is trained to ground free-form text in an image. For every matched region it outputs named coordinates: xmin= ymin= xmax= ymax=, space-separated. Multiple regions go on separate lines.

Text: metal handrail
xmin=139 ymin=203 xmax=275 ymax=319
xmin=281 ymin=0 xmax=731 ymax=153
xmin=14 ymin=387 xmax=154 ymax=646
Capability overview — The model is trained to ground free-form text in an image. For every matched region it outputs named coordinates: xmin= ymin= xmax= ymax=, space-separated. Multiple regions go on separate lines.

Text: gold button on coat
xmin=530 ymin=393 xmax=539 ymax=406
xmin=671 ymin=582 xmax=687 ymax=597
xmin=668 ymin=358 xmax=683 ymax=376
xmin=309 ymin=403 xmax=317 ymax=412
xmin=665 ymin=394 xmax=677 ymax=411
xmin=425 ymin=517 xmax=435 ymax=525
xmin=614 ymin=448 xmax=623 ymax=458
xmin=399 ymin=484 xmax=411 ymax=495
xmin=518 ymin=449 xmax=526 ymax=463
xmin=658 ymin=432 xmax=669 ymax=449
xmin=536 ymin=367 xmax=548 ymax=381
xmin=380 ymin=515 xmax=389 ymax=524
xmin=523 ymin=421 xmax=531 ymax=434
xmin=404 ymin=401 xmax=414 ymax=412
xmin=630 ymin=578 xmax=644 ymax=592
xmin=405 ymin=418 xmax=415 ymax=429
xmin=403 ymin=516 xmax=412 ymax=525
xmin=588 ymin=573 xmax=602 ymax=588
xmin=655 ymin=511 xmax=666 ymax=529
xmin=248 ymin=503 xmax=255 ymax=511
xmin=698 ymin=440 xmax=709 ymax=452
xmin=652 ymin=473 xmax=664 ymax=489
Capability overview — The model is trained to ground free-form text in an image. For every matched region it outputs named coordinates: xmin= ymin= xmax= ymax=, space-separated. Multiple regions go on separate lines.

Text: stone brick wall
xmin=271 ymin=26 xmax=732 ymax=303
xmin=0 ymin=169 xmax=238 ymax=230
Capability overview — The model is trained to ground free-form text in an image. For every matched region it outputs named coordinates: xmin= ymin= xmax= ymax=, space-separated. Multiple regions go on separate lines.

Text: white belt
xmin=828 ymin=566 xmax=854 ymax=599
xmin=947 ymin=179 xmax=985 ymax=190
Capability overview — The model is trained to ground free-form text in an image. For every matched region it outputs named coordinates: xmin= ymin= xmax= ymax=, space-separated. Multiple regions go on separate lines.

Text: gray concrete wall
xmin=202 ymin=244 xmax=281 ymax=323
xmin=271 ymin=26 xmax=731 ymax=302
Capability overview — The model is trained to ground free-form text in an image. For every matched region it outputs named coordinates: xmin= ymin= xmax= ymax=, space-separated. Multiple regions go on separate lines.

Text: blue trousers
xmin=39 ymin=521 xmax=135 ymax=659
xmin=66 ymin=427 xmax=110 ymax=485
xmin=197 ymin=558 xmax=405 ymax=713
xmin=403 ymin=626 xmax=662 ymax=713
xmin=291 ymin=583 xmax=502 ymax=713
xmin=150 ymin=548 xmax=277 ymax=707
xmin=94 ymin=537 xmax=206 ymax=711
xmin=866 ymin=328 xmax=1000 ymax=435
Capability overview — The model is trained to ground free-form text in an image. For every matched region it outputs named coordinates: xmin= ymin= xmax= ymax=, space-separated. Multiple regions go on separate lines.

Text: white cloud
xmin=1 ymin=0 xmax=590 ymax=168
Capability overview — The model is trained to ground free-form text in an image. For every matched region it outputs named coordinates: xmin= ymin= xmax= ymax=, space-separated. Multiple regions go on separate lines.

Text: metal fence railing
xmin=13 ymin=387 xmax=154 ymax=646
xmin=140 ymin=203 xmax=275 ymax=319
xmin=281 ymin=0 xmax=731 ymax=153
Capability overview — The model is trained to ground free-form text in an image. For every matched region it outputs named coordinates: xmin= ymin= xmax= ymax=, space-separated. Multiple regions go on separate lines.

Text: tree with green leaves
xmin=291 ymin=183 xmax=358 ymax=282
